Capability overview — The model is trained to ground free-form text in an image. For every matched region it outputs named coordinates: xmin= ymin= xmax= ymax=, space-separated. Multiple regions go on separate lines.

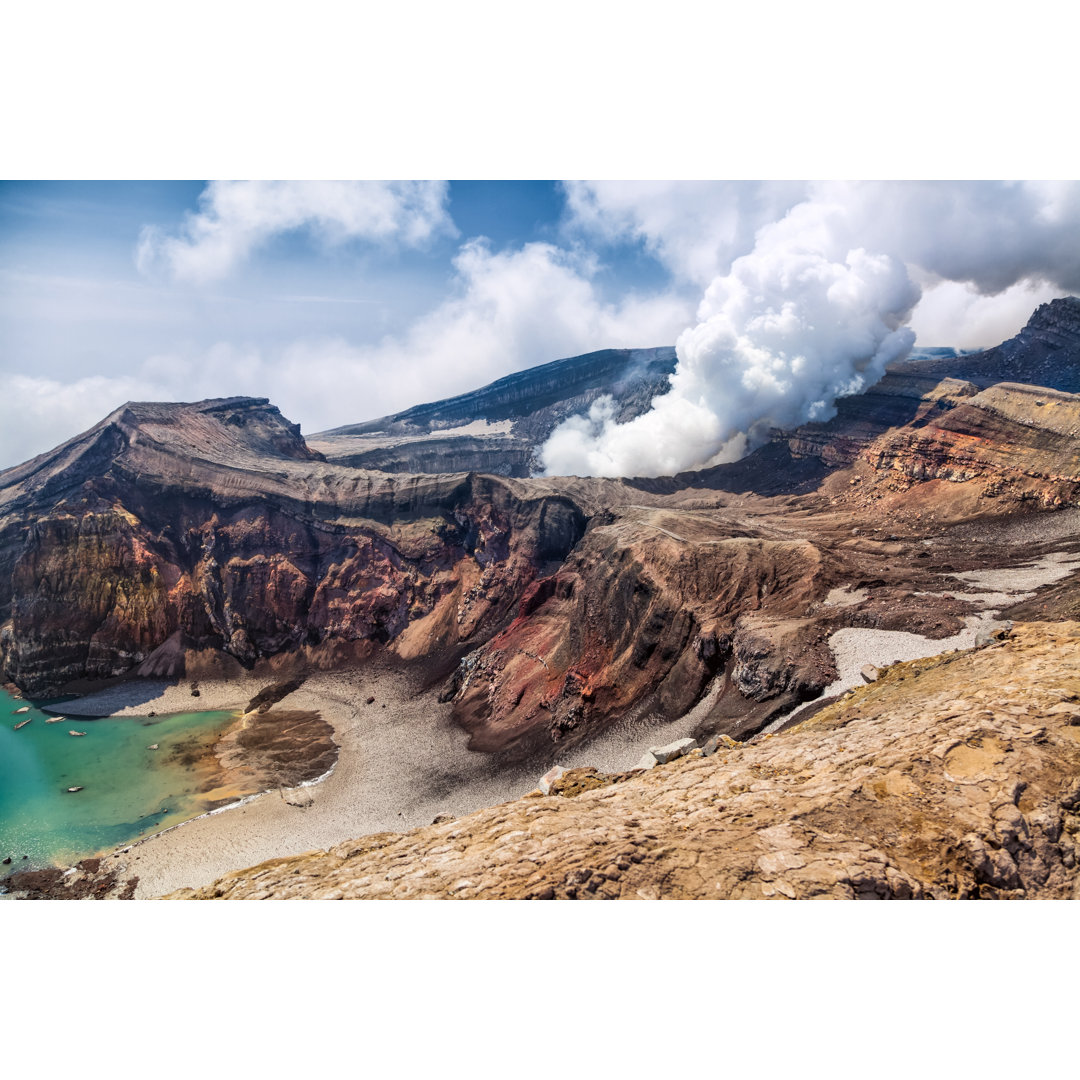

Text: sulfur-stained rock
xmin=547 ymin=767 xmax=619 ymax=798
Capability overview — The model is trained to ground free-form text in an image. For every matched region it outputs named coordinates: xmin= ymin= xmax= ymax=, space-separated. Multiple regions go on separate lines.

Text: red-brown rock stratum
xmin=2 ymin=299 xmax=1080 ymax=758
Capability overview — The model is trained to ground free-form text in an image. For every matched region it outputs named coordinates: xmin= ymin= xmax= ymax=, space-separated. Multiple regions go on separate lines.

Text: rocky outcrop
xmin=859 ymin=383 xmax=1080 ymax=508
xmin=321 ymin=436 xmax=537 ymax=478
xmin=171 ymin=621 xmax=1080 ymax=899
xmin=3 ymin=858 xmax=140 ymax=900
xmin=898 ymin=296 xmax=1080 ymax=393
xmin=444 ymin=515 xmax=837 ymax=753
xmin=428 ymin=313 xmax=1080 ymax=752
xmin=3 ymin=301 xmax=1079 ymax=760
xmin=771 ymin=308 xmax=1080 ymax=517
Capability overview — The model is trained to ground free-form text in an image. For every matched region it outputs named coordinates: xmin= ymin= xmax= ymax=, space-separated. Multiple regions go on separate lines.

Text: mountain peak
xmin=894 ymin=294 xmax=1080 ymax=393
xmin=0 ymin=396 xmax=321 ymax=515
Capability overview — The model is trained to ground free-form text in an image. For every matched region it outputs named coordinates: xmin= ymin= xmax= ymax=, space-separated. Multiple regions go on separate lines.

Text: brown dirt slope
xmin=173 ymin=620 xmax=1080 ymax=900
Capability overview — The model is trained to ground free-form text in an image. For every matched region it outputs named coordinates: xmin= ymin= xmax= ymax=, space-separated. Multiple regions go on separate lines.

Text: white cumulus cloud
xmin=331 ymin=239 xmax=692 ymax=412
xmin=2 ymin=239 xmax=691 ymax=467
xmin=136 ymin=180 xmax=455 ymax=283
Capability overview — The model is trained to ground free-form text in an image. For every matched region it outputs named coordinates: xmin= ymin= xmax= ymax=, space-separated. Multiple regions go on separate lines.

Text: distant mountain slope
xmin=309 ymin=299 xmax=1080 ymax=479
xmin=309 ymin=346 xmax=677 ymax=476
xmin=896 ymin=296 xmax=1080 ymax=392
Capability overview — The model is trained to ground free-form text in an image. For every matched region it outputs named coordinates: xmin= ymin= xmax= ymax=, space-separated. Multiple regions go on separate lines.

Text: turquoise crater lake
xmin=1 ymin=685 xmax=239 ymax=875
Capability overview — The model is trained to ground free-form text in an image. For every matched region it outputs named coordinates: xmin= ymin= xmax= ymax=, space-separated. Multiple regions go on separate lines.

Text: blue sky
xmin=0 ymin=180 xmax=578 ymax=374
xmin=2 ymin=180 xmax=1077 ymax=471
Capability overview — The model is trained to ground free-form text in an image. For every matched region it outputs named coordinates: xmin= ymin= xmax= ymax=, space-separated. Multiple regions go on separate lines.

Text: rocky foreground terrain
xmin=173 ymin=621 xmax=1080 ymax=899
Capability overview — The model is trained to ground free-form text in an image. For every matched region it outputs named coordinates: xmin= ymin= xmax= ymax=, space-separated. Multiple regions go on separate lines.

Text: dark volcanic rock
xmin=895 ymin=296 xmax=1080 ymax=393
xmin=3 ymin=858 xmax=139 ymax=900
xmin=309 ymin=347 xmax=676 ymax=476
xmin=2 ymin=302 xmax=1080 ymax=759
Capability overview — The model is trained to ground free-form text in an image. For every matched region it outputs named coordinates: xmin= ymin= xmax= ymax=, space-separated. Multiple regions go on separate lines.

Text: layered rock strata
xmin=0 ymin=398 xmax=585 ymax=694
xmin=2 ymin=302 xmax=1079 ymax=759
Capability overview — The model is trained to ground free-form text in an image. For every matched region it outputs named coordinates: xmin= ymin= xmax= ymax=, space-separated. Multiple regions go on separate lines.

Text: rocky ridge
xmin=897 ymin=296 xmax=1080 ymax=393
xmin=309 ymin=346 xmax=677 ymax=476
xmin=0 ymin=397 xmax=586 ymax=695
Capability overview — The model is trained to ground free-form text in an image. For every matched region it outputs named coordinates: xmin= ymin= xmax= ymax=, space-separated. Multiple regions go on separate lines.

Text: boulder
xmin=648 ymin=738 xmax=695 ymax=764
xmin=976 ymin=622 xmax=1013 ymax=649
xmin=539 ymin=765 xmax=566 ymax=795
xmin=702 ymin=734 xmax=741 ymax=756
xmin=861 ymin=664 xmax=880 ymax=683
xmin=633 ymin=752 xmax=658 ymax=771
xmin=281 ymin=788 xmax=314 ymax=809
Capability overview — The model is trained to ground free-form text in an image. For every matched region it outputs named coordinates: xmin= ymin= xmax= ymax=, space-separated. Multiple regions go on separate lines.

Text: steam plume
xmin=543 ymin=182 xmax=1080 ymax=477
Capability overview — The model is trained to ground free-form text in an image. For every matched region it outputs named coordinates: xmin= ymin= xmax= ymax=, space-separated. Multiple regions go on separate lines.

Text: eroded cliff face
xmin=170 ymin=622 xmax=1080 ymax=900
xmin=436 ymin=371 xmax=1080 ymax=753
xmin=445 ymin=516 xmax=836 ymax=754
xmin=784 ymin=379 xmax=1080 ymax=512
xmin=0 ymin=398 xmax=586 ymax=694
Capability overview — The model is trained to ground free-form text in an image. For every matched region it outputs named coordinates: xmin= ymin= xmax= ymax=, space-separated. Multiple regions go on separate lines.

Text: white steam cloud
xmin=544 ymin=181 xmax=1080 ymax=477
xmin=136 ymin=180 xmax=455 ymax=283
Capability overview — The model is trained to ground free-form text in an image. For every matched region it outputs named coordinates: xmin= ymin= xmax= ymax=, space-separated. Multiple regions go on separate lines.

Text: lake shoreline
xmin=0 ymin=685 xmax=242 ymax=879
xmin=27 ymin=651 xmax=741 ymax=898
